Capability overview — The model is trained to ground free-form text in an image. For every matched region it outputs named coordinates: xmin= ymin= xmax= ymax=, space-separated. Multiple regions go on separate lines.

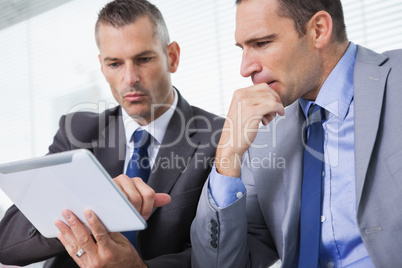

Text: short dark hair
xmin=236 ymin=0 xmax=347 ymax=42
xmin=95 ymin=0 xmax=170 ymax=47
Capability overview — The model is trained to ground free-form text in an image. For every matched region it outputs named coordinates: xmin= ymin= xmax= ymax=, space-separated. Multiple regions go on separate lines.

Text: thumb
xmin=154 ymin=193 xmax=171 ymax=207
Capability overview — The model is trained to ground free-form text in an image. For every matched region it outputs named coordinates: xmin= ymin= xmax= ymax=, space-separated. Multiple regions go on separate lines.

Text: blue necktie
xmin=125 ymin=129 xmax=151 ymax=183
xmin=298 ymin=105 xmax=325 ymax=268
xmin=122 ymin=129 xmax=151 ymax=248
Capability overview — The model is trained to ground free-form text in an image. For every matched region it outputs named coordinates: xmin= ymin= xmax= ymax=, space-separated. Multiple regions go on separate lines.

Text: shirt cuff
xmin=208 ymin=165 xmax=246 ymax=208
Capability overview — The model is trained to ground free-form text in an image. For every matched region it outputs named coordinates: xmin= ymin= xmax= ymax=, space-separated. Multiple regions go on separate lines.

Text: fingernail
xmin=62 ymin=210 xmax=71 ymax=220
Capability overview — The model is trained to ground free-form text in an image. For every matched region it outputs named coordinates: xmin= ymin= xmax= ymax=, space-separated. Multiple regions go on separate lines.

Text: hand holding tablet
xmin=0 ymin=149 xmax=162 ymax=238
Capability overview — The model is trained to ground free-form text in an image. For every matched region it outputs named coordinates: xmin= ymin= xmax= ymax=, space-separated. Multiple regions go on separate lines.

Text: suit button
xmin=210 ymin=219 xmax=218 ymax=228
xmin=211 ymin=226 xmax=218 ymax=235
xmin=210 ymin=240 xmax=218 ymax=248
xmin=211 ymin=234 xmax=217 ymax=240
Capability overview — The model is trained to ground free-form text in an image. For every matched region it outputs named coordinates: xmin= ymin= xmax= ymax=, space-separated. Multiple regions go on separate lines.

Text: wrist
xmin=215 ymin=148 xmax=243 ymax=178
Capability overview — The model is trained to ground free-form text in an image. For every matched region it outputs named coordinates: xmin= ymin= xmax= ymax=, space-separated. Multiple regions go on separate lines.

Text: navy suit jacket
xmin=0 ymin=90 xmax=224 ymax=268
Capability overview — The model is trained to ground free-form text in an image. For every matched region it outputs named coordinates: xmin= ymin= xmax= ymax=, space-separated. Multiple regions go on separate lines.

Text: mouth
xmin=124 ymin=92 xmax=146 ymax=102
xmin=267 ymin=81 xmax=277 ymax=88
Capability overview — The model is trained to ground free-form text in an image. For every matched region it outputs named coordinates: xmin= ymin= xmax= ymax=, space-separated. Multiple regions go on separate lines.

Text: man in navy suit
xmin=0 ymin=1 xmax=223 ymax=267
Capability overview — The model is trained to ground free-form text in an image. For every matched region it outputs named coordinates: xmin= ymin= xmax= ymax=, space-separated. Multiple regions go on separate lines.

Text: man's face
xmin=98 ymin=16 xmax=179 ymax=125
xmin=235 ymin=0 xmax=324 ymax=106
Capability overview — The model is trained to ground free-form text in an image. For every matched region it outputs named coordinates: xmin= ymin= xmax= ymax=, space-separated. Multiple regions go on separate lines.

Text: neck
xmin=304 ymin=41 xmax=350 ymax=101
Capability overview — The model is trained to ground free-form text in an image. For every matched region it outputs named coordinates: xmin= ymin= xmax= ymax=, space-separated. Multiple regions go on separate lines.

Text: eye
xmin=256 ymin=41 xmax=270 ymax=48
xmin=137 ymin=57 xmax=152 ymax=64
xmin=108 ymin=62 xmax=120 ymax=69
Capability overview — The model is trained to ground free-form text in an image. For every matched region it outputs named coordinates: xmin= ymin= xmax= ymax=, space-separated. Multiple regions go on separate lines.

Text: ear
xmin=98 ymin=54 xmax=104 ymax=74
xmin=166 ymin=41 xmax=180 ymax=73
xmin=307 ymin=11 xmax=333 ymax=49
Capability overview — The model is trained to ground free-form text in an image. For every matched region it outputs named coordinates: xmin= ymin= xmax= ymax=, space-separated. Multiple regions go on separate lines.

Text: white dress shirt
xmin=121 ymin=88 xmax=178 ymax=174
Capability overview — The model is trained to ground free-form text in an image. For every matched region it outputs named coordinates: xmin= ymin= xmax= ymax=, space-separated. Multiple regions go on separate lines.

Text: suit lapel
xmin=281 ymin=101 xmax=305 ymax=267
xmin=147 ymin=92 xmax=198 ymax=195
xmin=354 ymin=46 xmax=390 ymax=206
xmin=281 ymin=47 xmax=390 ymax=264
xmin=92 ymin=107 xmax=126 ymax=178
xmin=91 ymin=93 xmax=198 ymax=218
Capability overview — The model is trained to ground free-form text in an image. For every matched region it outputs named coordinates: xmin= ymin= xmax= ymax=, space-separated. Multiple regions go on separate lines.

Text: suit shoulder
xmin=190 ymin=106 xmax=225 ymax=130
xmin=381 ymin=50 xmax=402 ymax=83
xmin=62 ymin=106 xmax=119 ymax=127
xmin=63 ymin=111 xmax=100 ymax=125
xmin=382 ymin=49 xmax=402 ymax=67
xmin=383 ymin=49 xmax=402 ymax=59
xmin=55 ymin=107 xmax=120 ymax=146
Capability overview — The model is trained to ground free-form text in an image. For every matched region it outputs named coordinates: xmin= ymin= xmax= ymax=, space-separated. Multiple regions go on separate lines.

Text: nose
xmin=124 ymin=63 xmax=140 ymax=86
xmin=240 ymin=49 xmax=262 ymax=79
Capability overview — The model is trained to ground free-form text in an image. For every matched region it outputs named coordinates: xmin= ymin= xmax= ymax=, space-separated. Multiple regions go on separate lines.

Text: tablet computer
xmin=0 ymin=149 xmax=146 ymax=238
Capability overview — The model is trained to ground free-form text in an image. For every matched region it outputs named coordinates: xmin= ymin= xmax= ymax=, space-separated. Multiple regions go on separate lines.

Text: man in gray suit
xmin=191 ymin=0 xmax=402 ymax=267
xmin=0 ymin=0 xmax=223 ymax=267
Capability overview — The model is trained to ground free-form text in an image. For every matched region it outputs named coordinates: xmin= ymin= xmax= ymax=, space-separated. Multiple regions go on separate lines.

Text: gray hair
xmin=95 ymin=0 xmax=170 ymax=48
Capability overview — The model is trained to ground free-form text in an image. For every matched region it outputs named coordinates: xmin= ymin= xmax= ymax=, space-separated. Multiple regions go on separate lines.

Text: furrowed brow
xmin=104 ymin=57 xmax=120 ymax=62
xmin=236 ymin=33 xmax=278 ymax=48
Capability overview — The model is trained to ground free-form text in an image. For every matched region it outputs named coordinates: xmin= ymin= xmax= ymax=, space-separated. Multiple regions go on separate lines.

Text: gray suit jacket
xmin=0 ymin=90 xmax=224 ymax=268
xmin=191 ymin=45 xmax=402 ymax=268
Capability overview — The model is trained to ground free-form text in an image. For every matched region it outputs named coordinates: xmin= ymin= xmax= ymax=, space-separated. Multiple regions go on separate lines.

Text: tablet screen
xmin=0 ymin=149 xmax=146 ymax=238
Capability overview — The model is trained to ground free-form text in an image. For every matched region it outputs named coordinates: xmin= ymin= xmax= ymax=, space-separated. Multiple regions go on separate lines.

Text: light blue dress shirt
xmin=209 ymin=43 xmax=374 ymax=267
xmin=299 ymin=42 xmax=374 ymax=268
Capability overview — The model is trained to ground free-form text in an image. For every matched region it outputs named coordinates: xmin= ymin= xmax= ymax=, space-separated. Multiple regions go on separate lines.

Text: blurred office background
xmin=0 ymin=0 xmax=401 ymax=267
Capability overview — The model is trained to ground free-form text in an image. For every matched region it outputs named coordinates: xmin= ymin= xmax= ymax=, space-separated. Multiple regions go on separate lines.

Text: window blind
xmin=0 ymin=0 xmax=401 ymax=239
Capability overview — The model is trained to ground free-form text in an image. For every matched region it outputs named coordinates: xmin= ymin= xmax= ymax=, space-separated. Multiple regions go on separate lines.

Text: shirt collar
xmin=122 ymin=87 xmax=178 ymax=145
xmin=299 ymin=42 xmax=357 ymax=121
